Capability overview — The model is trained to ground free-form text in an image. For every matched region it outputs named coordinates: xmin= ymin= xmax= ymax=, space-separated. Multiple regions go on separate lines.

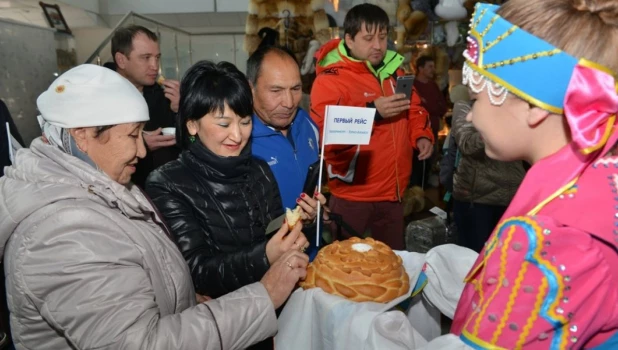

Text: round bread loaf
xmin=300 ymin=237 xmax=410 ymax=303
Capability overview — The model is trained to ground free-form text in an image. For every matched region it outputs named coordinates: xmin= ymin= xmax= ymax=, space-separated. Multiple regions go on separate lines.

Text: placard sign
xmin=315 ymin=105 xmax=376 ymax=246
xmin=323 ymin=105 xmax=376 ymax=145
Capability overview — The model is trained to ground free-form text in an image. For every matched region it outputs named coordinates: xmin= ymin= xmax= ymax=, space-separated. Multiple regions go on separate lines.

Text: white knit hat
xmin=37 ymin=64 xmax=149 ymax=128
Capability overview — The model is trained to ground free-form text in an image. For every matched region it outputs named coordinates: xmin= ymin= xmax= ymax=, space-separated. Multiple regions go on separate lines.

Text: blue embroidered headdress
xmin=463 ymin=2 xmax=618 ymax=154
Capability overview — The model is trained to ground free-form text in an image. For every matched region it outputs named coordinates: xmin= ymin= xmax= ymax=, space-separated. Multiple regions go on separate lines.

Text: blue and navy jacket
xmin=251 ymin=108 xmax=320 ymax=210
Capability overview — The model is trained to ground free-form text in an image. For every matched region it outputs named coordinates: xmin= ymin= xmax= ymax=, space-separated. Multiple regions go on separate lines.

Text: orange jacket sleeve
xmin=408 ymin=88 xmax=434 ymax=149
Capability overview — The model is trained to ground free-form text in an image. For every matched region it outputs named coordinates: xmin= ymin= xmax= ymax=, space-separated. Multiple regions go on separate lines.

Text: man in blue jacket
xmin=247 ymin=46 xmax=323 ymax=254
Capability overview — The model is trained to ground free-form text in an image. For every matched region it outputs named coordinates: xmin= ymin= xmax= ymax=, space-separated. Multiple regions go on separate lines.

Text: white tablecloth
xmin=275 ymin=244 xmax=478 ymax=350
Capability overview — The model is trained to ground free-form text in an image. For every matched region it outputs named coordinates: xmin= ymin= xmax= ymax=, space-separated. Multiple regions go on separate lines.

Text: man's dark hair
xmin=111 ymin=25 xmax=158 ymax=64
xmin=102 ymin=61 xmax=117 ymax=71
xmin=343 ymin=3 xmax=390 ymax=39
xmin=246 ymin=45 xmax=299 ymax=85
xmin=415 ymin=55 xmax=434 ymax=70
xmin=177 ymin=60 xmax=253 ymax=149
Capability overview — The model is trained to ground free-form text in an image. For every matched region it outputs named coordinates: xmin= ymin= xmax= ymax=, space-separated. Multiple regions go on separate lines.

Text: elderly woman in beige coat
xmin=0 ymin=64 xmax=307 ymax=349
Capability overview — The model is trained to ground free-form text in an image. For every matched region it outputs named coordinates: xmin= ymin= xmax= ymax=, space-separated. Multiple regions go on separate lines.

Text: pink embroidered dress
xmin=450 ymin=3 xmax=618 ymax=349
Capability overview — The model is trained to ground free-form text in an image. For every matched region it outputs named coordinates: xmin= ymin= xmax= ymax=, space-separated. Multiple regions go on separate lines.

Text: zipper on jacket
xmin=277 ymin=130 xmax=303 ymax=184
xmin=390 ymin=122 xmax=402 ymax=202
xmin=349 ymin=55 xmax=405 ymax=201
xmin=372 ymin=74 xmax=385 ymax=96
xmin=288 ymin=130 xmax=303 ymax=177
xmin=294 ymin=150 xmax=302 ymax=178
xmin=370 ymin=54 xmax=399 ymax=94
xmin=389 ymin=73 xmax=403 ymax=202
xmin=372 ymin=67 xmax=402 ymax=201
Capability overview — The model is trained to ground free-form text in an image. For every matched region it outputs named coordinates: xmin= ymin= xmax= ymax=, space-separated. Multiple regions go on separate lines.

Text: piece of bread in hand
xmin=285 ymin=206 xmax=302 ymax=229
xmin=156 ymin=75 xmax=166 ymax=86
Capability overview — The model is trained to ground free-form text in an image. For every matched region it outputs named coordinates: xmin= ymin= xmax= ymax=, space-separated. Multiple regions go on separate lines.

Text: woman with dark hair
xmin=146 ymin=61 xmax=313 ymax=308
xmin=0 ymin=64 xmax=307 ymax=349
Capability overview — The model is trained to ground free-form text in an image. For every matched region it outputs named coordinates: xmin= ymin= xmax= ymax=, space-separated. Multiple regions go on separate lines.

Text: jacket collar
xmin=315 ymin=39 xmax=404 ymax=82
xmin=251 ymin=112 xmax=297 ymax=138
xmin=184 ymin=139 xmax=253 ymax=182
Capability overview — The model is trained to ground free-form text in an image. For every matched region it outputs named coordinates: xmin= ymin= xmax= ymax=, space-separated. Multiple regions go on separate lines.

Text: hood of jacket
xmin=314 ymin=39 xmax=404 ymax=82
xmin=0 ymin=138 xmax=155 ymax=259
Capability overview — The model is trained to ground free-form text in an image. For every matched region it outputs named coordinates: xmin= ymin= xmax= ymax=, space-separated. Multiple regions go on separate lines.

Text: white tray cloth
xmin=276 ymin=245 xmax=478 ymax=350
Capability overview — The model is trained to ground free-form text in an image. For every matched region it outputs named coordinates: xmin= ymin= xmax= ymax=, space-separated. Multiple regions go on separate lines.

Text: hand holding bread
xmin=161 ymin=79 xmax=180 ymax=113
xmin=265 ymin=216 xmax=309 ymax=264
xmin=156 ymin=74 xmax=166 ymax=86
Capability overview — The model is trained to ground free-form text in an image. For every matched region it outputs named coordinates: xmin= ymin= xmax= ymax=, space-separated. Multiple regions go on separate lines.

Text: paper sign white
xmin=429 ymin=207 xmax=448 ymax=221
xmin=323 ymin=105 xmax=376 ymax=145
xmin=314 ymin=105 xmax=376 ymax=248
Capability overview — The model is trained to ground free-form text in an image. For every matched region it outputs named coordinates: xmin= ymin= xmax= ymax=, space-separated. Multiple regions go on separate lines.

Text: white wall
xmin=73 ymin=29 xmax=250 ymax=74
xmin=57 ymin=0 xmax=100 ymax=14
xmin=101 ymin=0 xmax=215 ymax=15
xmin=0 ymin=0 xmax=105 ymax=29
xmin=72 ymin=20 xmax=246 ymax=68
xmin=72 ymin=27 xmax=113 ymax=63
xmin=100 ymin=0 xmax=249 ymax=15
xmin=215 ymin=0 xmax=249 ymax=12
xmin=184 ymin=26 xmax=245 ymax=34
xmin=74 ymin=1 xmax=251 ymax=72
xmin=190 ymin=34 xmax=248 ymax=73
xmin=0 ymin=18 xmax=58 ymax=145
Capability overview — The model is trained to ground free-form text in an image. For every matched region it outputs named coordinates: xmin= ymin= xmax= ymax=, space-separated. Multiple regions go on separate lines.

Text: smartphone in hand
xmin=265 ymin=160 xmax=321 ymax=236
xmin=302 ymin=160 xmax=321 ymax=195
xmin=395 ymin=75 xmax=415 ymax=101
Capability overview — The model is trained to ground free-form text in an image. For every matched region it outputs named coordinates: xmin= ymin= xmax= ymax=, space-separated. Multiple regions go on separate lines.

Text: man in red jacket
xmin=411 ymin=55 xmax=448 ymax=187
xmin=310 ymin=3 xmax=434 ymax=250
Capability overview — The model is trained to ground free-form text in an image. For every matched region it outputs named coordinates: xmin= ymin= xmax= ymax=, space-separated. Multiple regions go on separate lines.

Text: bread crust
xmin=300 ymin=237 xmax=410 ymax=303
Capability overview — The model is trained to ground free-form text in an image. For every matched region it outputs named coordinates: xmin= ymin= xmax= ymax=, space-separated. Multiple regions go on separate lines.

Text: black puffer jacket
xmin=145 ymin=141 xmax=283 ymax=298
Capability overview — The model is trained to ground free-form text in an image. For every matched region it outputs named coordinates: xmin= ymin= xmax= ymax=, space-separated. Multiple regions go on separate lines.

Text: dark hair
xmin=343 ymin=3 xmax=390 ymax=39
xmin=102 ymin=61 xmax=117 ymax=71
xmin=246 ymin=45 xmax=299 ymax=85
xmin=111 ymin=25 xmax=158 ymax=64
xmin=177 ymin=61 xmax=253 ymax=149
xmin=415 ymin=55 xmax=434 ymax=70
xmin=256 ymin=27 xmax=280 ymax=51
